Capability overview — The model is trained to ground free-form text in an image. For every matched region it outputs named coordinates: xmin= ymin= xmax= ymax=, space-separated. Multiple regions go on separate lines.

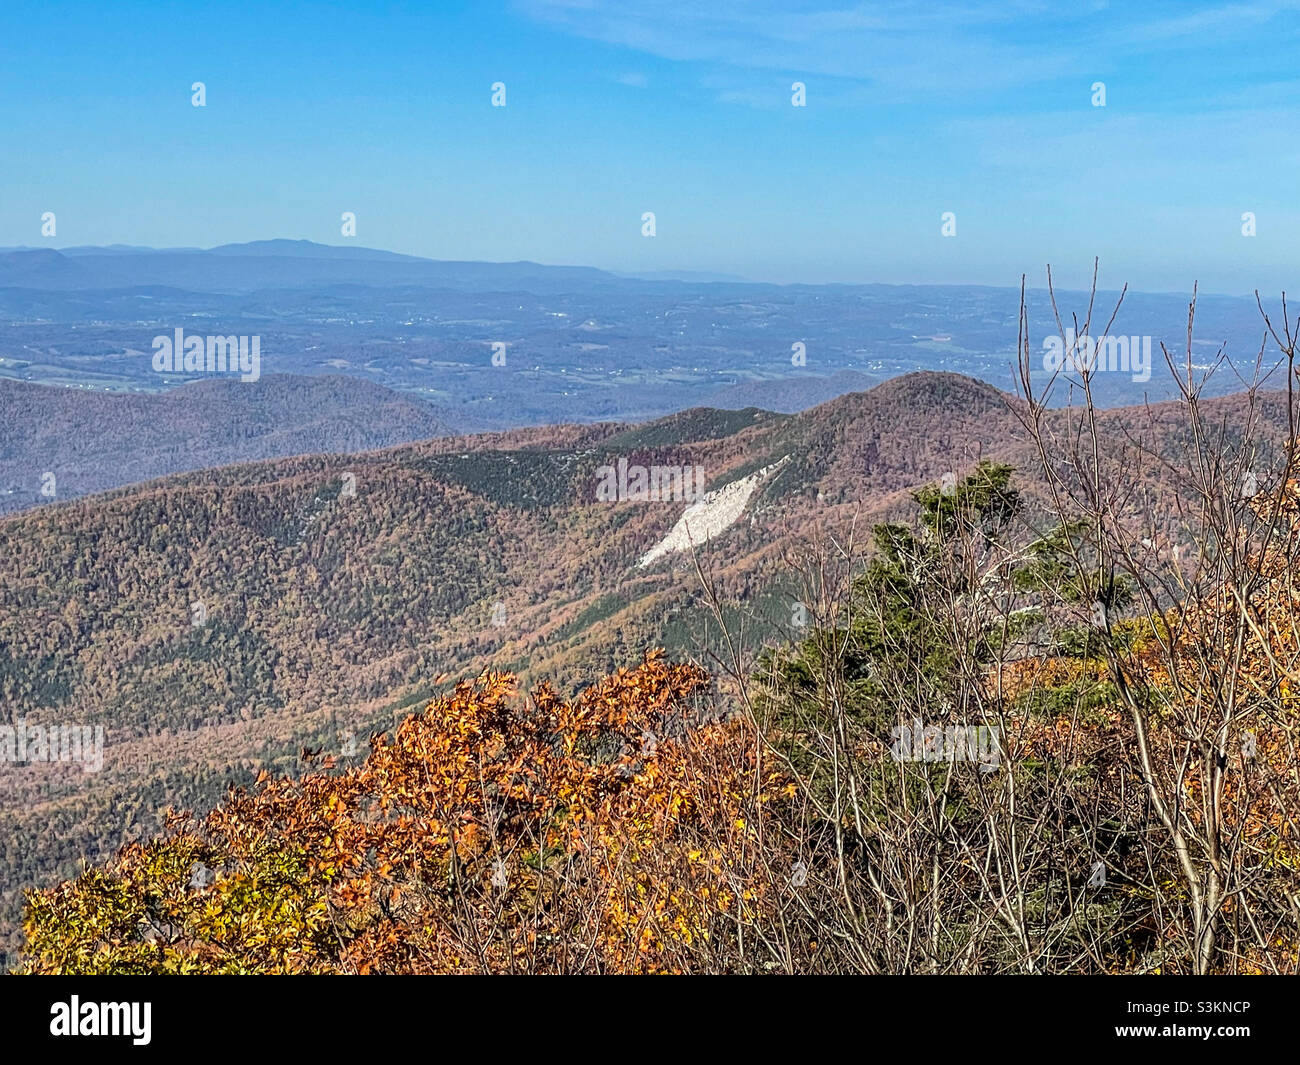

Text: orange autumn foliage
xmin=20 ymin=651 xmax=785 ymax=974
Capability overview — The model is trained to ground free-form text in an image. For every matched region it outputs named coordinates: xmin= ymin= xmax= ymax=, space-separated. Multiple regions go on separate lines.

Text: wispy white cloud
xmin=516 ymin=1 xmax=1298 ymax=101
xmin=1119 ymin=1 xmax=1298 ymax=42
xmin=518 ymin=1 xmax=1093 ymax=96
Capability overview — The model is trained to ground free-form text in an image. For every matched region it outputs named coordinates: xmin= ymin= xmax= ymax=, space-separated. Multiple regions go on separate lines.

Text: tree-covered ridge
xmin=19 ymin=460 xmax=1300 ymax=974
xmin=5 ymin=367 xmax=1300 ymax=971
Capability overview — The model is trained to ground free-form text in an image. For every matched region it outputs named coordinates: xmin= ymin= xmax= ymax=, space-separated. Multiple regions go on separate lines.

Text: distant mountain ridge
xmin=0 ymin=241 xmax=619 ymax=294
xmin=0 ymin=374 xmax=462 ymax=514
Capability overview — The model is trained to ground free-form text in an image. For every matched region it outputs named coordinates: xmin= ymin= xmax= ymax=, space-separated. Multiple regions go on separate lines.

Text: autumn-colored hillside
xmin=0 ymin=374 xmax=461 ymax=514
xmin=3 ymin=369 xmax=1298 ymax=968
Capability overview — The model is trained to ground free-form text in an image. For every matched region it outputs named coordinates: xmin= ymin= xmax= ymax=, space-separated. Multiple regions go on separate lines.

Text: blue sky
xmin=1 ymin=0 xmax=1297 ymax=293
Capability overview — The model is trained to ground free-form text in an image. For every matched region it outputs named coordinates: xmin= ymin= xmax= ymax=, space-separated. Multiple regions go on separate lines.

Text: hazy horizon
xmin=1 ymin=236 xmax=1282 ymax=301
xmin=3 ymin=1 xmax=1297 ymax=295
